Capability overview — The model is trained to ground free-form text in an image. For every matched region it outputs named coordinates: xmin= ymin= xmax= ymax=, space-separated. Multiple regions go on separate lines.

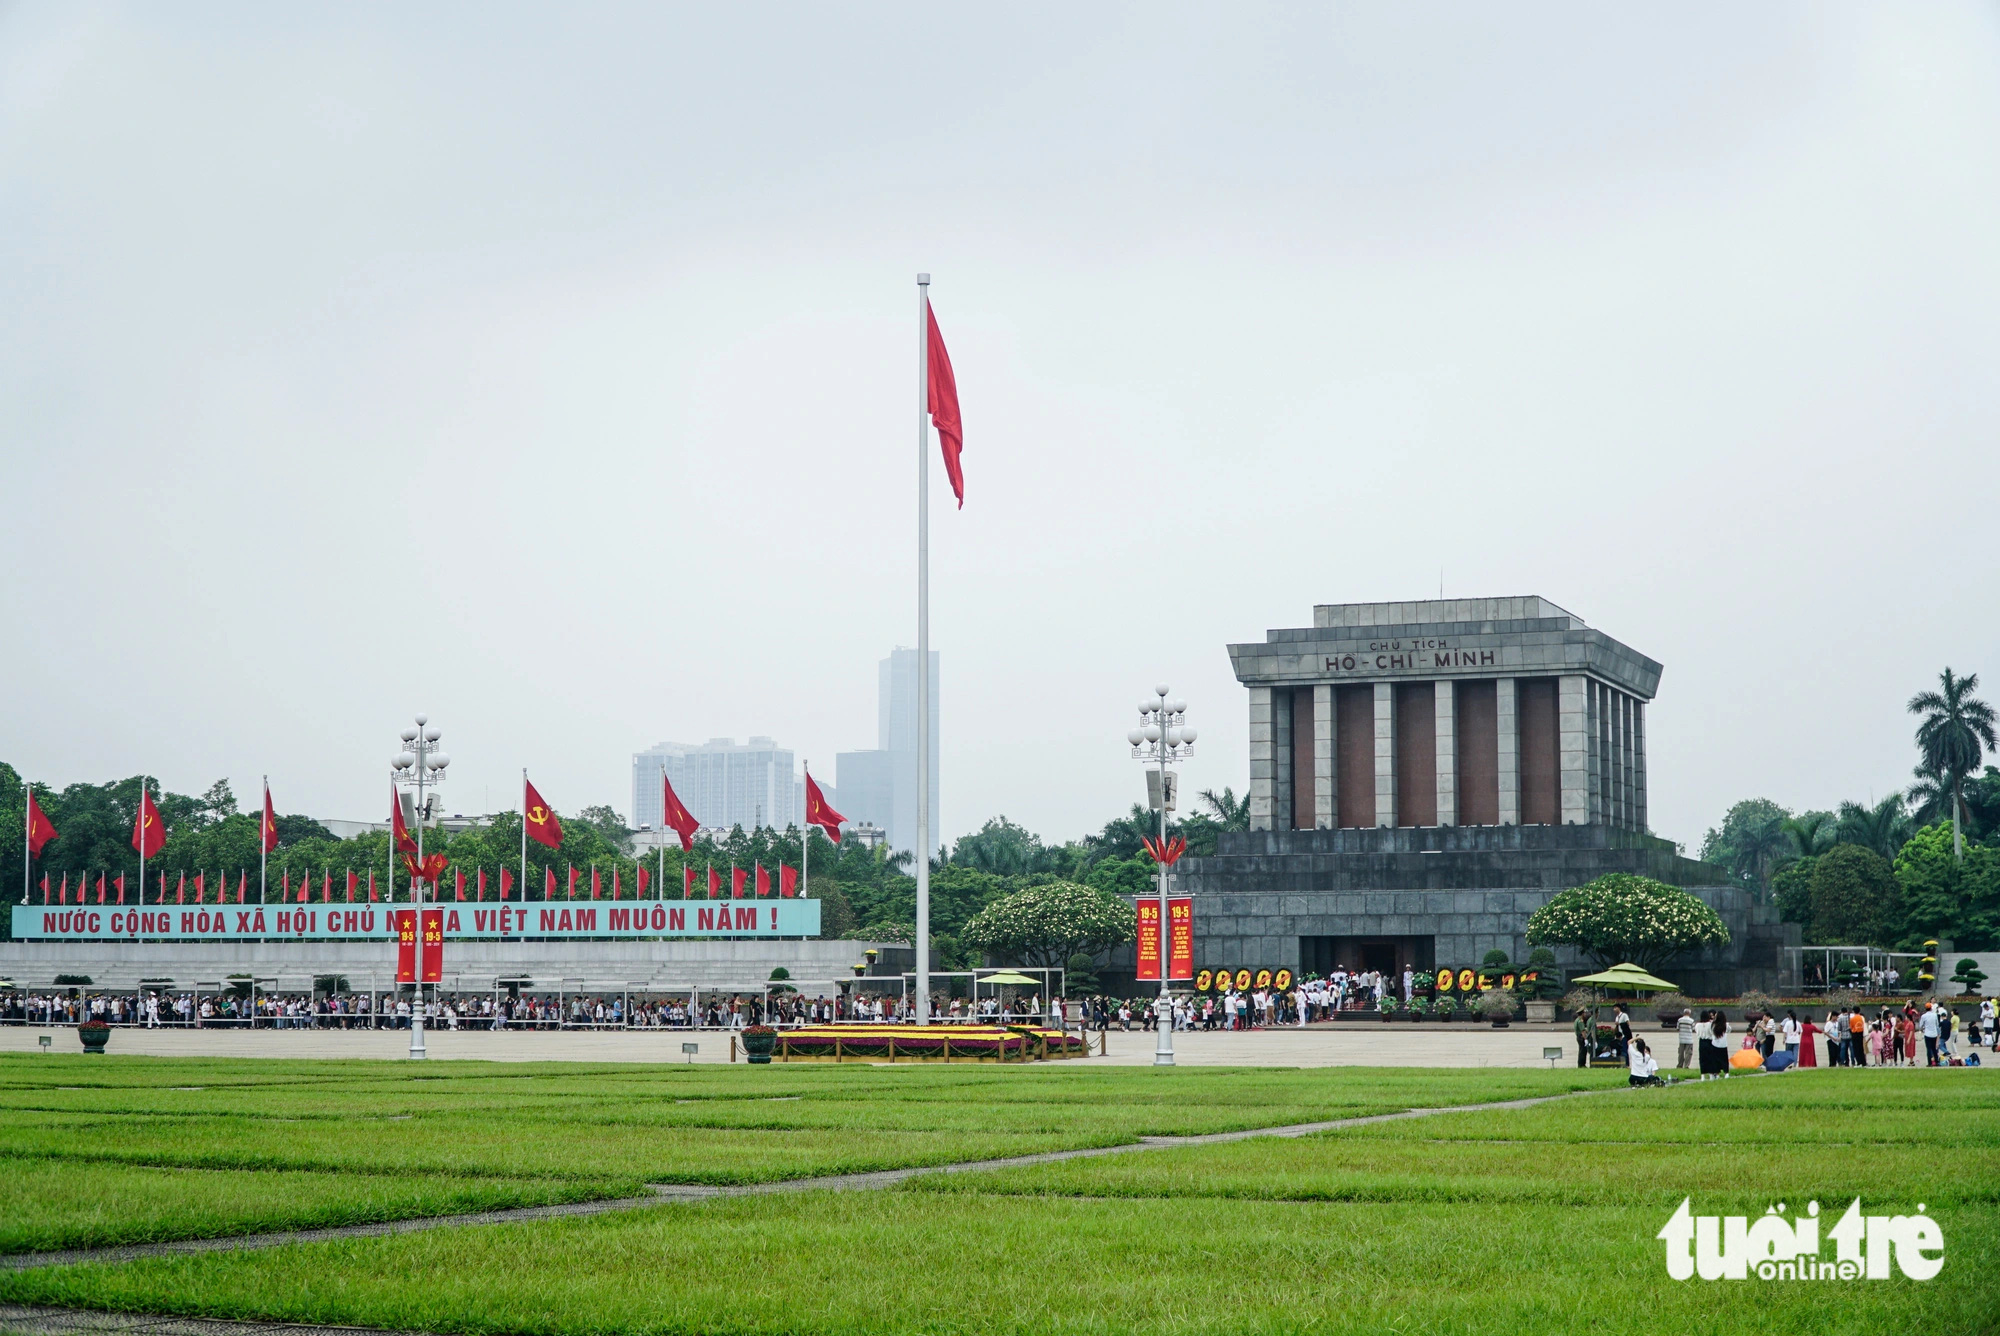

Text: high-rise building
xmin=835 ymin=647 xmax=940 ymax=859
xmin=631 ymin=737 xmax=808 ymax=835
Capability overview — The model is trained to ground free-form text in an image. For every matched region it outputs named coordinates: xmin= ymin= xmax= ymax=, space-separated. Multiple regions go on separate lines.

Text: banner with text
xmin=395 ymin=909 xmax=443 ymax=983
xmin=12 ymin=899 xmax=822 ymax=942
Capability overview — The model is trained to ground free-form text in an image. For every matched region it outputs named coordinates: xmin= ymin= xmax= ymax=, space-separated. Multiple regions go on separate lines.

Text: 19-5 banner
xmin=14 ymin=899 xmax=822 ymax=942
xmin=1134 ymin=898 xmax=1193 ymax=982
xmin=395 ymin=908 xmax=443 ymax=983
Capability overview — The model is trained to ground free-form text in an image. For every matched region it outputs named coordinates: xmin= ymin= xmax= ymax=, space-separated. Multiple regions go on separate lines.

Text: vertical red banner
xmin=1168 ymin=897 xmax=1193 ymax=980
xmin=394 ymin=909 xmax=445 ymax=983
xmin=1135 ymin=900 xmax=1162 ymax=981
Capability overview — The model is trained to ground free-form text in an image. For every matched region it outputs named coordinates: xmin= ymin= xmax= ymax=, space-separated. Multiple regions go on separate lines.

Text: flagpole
xmin=21 ymin=777 xmax=28 ymax=904
xmin=802 ymin=763 xmax=810 ymax=906
xmin=259 ymin=777 xmax=269 ymax=906
xmin=138 ymin=775 xmax=148 ymax=916
xmin=520 ymin=769 xmax=528 ymax=906
xmin=914 ymin=272 xmax=932 ymax=1025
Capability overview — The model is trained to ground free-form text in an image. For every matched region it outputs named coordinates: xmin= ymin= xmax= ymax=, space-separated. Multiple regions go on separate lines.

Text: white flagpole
xmin=138 ymin=775 xmax=148 ymax=916
xmin=915 ymin=272 xmax=932 ymax=1025
xmin=260 ymin=777 xmax=269 ymax=906
xmin=802 ymin=763 xmax=809 ymax=904
xmin=520 ymin=769 xmax=528 ymax=905
xmin=21 ymin=776 xmax=29 ymax=904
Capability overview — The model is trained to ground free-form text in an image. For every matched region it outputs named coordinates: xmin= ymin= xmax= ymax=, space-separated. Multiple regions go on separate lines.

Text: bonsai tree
xmin=1950 ymin=958 xmax=1988 ymax=996
xmin=1649 ymin=990 xmax=1691 ymax=1024
xmin=1520 ymin=948 xmax=1563 ymax=1000
xmin=960 ymin=880 xmax=1136 ymax=968
xmin=1525 ymin=874 xmax=1730 ymax=972
xmin=1475 ymin=990 xmax=1517 ymax=1022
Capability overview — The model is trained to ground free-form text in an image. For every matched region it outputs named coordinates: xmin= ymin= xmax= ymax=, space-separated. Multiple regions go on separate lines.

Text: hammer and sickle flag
xmin=131 ymin=788 xmax=166 ymax=859
xmin=804 ymin=771 xmax=845 ymax=843
xmin=25 ymin=790 xmax=57 ymax=858
xmin=523 ymin=776 xmax=563 ymax=850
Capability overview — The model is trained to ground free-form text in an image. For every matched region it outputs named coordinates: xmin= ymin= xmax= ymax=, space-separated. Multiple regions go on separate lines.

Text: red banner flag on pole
xmin=108 ymin=873 xmax=118 ymax=904
xmin=707 ymin=865 xmax=719 ymax=898
xmin=132 ymin=789 xmax=166 ymax=858
xmin=926 ymin=300 xmax=965 ymax=507
xmin=545 ymin=866 xmax=557 ymax=899
xmin=660 ymin=775 xmax=700 ymax=851
xmin=755 ymin=862 xmax=770 ymax=897
xmin=320 ymin=870 xmax=331 ymax=903
xmin=476 ymin=868 xmax=486 ymax=901
xmin=636 ymin=866 xmax=649 ymax=897
xmin=262 ymin=785 xmax=280 ymax=853
xmin=804 ymin=773 xmax=845 ymax=843
xmin=731 ymin=866 xmax=745 ymax=898
xmin=684 ymin=865 xmax=695 ymax=896
xmin=194 ymin=871 xmax=204 ymax=903
xmin=780 ymin=864 xmax=798 ymax=897
xmin=345 ymin=870 xmax=356 ymax=902
xmin=238 ymin=871 xmax=247 ymax=903
xmin=390 ymin=784 xmax=418 ymax=854
xmin=591 ymin=866 xmax=601 ymax=900
xmin=26 ymin=790 xmax=57 ymax=857
xmin=39 ymin=874 xmax=49 ymax=904
xmin=499 ymin=867 xmax=513 ymax=901
xmin=455 ymin=867 xmax=465 ymax=902
xmin=99 ymin=874 xmax=109 ymax=904
xmin=297 ymin=869 xmax=309 ymax=903
xmin=568 ymin=865 xmax=580 ymax=899
xmin=523 ymin=777 xmax=563 ymax=849
xmin=369 ymin=870 xmax=379 ymax=903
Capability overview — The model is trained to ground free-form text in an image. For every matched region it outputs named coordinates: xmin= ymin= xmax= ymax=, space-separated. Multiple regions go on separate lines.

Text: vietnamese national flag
xmin=523 ymin=776 xmax=563 ymax=849
xmin=804 ymin=772 xmax=845 ymax=843
xmin=132 ymin=788 xmax=166 ymax=858
xmin=390 ymin=785 xmax=418 ymax=855
xmin=707 ymin=865 xmax=719 ymax=898
xmin=781 ymin=864 xmax=798 ymax=897
xmin=455 ymin=867 xmax=465 ymax=902
xmin=95 ymin=874 xmax=104 ymax=904
xmin=499 ymin=867 xmax=513 ymax=901
xmin=926 ymin=298 xmax=965 ymax=507
xmin=660 ymin=775 xmax=700 ymax=851
xmin=25 ymin=790 xmax=57 ymax=857
xmin=755 ymin=862 xmax=770 ymax=897
xmin=636 ymin=866 xmax=649 ymax=897
xmin=731 ymin=866 xmax=745 ymax=899
xmin=591 ymin=866 xmax=601 ymax=900
xmin=262 ymin=784 xmax=281 ymax=854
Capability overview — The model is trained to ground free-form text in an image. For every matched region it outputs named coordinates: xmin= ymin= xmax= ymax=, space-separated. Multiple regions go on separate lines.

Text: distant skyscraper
xmin=631 ymin=737 xmax=806 ymax=835
xmin=836 ymin=647 xmax=939 ymax=860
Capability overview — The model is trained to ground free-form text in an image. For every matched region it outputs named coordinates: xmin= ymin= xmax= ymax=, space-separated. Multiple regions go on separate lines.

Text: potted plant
xmin=741 ymin=1024 xmax=777 ymax=1064
xmin=1432 ymin=992 xmax=1457 ymax=1022
xmin=1476 ymin=990 xmax=1517 ymax=1028
xmin=1650 ymin=991 xmax=1690 ymax=1030
xmin=77 ymin=1018 xmax=111 ymax=1054
xmin=1405 ymin=996 xmax=1428 ymax=1022
xmin=1377 ymin=996 xmax=1398 ymax=1021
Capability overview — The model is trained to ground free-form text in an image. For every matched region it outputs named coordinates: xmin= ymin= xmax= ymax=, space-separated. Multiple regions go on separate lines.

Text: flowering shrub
xmin=1526 ymin=874 xmax=1730 ymax=971
xmin=960 ymin=881 xmax=1136 ymax=968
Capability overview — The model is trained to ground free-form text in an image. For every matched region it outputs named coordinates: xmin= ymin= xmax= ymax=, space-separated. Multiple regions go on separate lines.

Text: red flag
xmin=707 ymin=865 xmax=719 ymax=898
xmin=731 ymin=866 xmax=745 ymax=898
xmin=612 ymin=867 xmax=622 ymax=899
xmin=636 ymin=866 xmax=649 ymax=897
xmin=369 ymin=870 xmax=379 ymax=903
xmin=499 ymin=867 xmax=513 ymax=901
xmin=100 ymin=874 xmax=109 ymax=904
xmin=262 ymin=784 xmax=280 ymax=854
xmin=926 ymin=299 xmax=965 ymax=507
xmin=476 ymin=868 xmax=487 ymax=901
xmin=568 ymin=864 xmax=580 ymax=899
xmin=523 ymin=777 xmax=563 ymax=849
xmin=238 ymin=870 xmax=247 ymax=904
xmin=390 ymin=785 xmax=418 ymax=855
xmin=545 ymin=866 xmax=557 ymax=898
xmin=53 ymin=873 xmax=63 ymax=904
xmin=25 ymin=790 xmax=57 ymax=857
xmin=755 ymin=862 xmax=770 ymax=897
xmin=684 ymin=865 xmax=695 ymax=896
xmin=660 ymin=775 xmax=700 ymax=851
xmin=804 ymin=772 xmax=845 ymax=842
xmin=108 ymin=873 xmax=118 ymax=904
xmin=38 ymin=873 xmax=49 ymax=904
xmin=346 ymin=870 xmax=356 ymax=903
xmin=192 ymin=872 xmax=202 ymax=904
xmin=591 ymin=866 xmax=601 ymax=900
xmin=455 ymin=867 xmax=465 ymax=902
xmin=781 ymin=864 xmax=798 ymax=897
xmin=323 ymin=869 xmax=333 ymax=903
xmin=296 ymin=869 xmax=308 ymax=903
xmin=195 ymin=871 xmax=205 ymax=903
xmin=132 ymin=788 xmax=166 ymax=858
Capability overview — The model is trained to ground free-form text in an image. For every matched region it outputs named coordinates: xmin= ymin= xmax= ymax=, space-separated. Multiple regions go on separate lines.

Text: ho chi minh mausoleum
xmin=1129 ymin=597 xmax=1793 ymax=996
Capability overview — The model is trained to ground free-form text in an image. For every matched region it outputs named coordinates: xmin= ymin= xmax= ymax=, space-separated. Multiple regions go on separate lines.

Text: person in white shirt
xmin=1780 ymin=1011 xmax=1801 ymax=1055
xmin=1628 ymin=1037 xmax=1662 ymax=1086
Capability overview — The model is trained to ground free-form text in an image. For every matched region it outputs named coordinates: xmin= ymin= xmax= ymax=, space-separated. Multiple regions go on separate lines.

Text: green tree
xmin=1892 ymin=822 xmax=2000 ymax=949
xmin=576 ymin=805 xmax=633 ymax=853
xmin=1697 ymin=798 xmax=1793 ymax=900
xmin=1524 ymin=873 xmax=1731 ymax=971
xmin=1200 ymin=787 xmax=1250 ymax=830
xmin=946 ymin=817 xmax=1065 ymax=876
xmin=1806 ymin=844 xmax=1898 ymax=945
xmin=1949 ymin=958 xmax=1988 ymax=996
xmin=1781 ymin=812 xmax=1835 ymax=861
xmin=959 ymin=880 xmax=1136 ymax=968
xmin=1908 ymin=668 xmax=1996 ymax=862
xmin=1083 ymin=854 xmax=1154 ymax=899
xmin=1772 ymin=856 xmax=1817 ymax=927
xmin=1834 ymin=793 xmax=1911 ymax=863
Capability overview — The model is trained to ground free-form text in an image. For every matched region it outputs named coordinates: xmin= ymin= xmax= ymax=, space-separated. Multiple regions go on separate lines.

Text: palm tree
xmin=1779 ymin=812 xmax=1833 ymax=862
xmin=1908 ymin=668 xmax=1997 ymax=861
xmin=1732 ymin=818 xmax=1791 ymax=903
xmin=1835 ymin=793 xmax=1910 ymax=863
xmin=1199 ymin=787 xmax=1251 ymax=831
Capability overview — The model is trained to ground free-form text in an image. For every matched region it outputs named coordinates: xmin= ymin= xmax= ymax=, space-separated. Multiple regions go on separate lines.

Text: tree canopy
xmin=1525 ymin=874 xmax=1730 ymax=971
xmin=959 ymin=880 xmax=1136 ymax=968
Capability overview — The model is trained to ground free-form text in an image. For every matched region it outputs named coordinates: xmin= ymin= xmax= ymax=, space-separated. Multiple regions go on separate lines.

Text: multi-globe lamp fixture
xmin=390 ymin=715 xmax=448 ymax=1059
xmin=1128 ymin=684 xmax=1194 ymax=1065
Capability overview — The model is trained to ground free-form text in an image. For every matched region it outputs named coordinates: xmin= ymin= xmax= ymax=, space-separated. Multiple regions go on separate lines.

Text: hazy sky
xmin=4 ymin=4 xmax=1996 ymax=851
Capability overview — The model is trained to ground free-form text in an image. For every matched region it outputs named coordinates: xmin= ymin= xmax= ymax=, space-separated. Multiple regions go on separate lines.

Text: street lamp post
xmin=391 ymin=715 xmax=450 ymax=1060
xmin=1128 ymin=684 xmax=1195 ymax=1066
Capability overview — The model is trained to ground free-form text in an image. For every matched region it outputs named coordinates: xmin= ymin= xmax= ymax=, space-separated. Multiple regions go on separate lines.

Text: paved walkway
xmin=0 ymin=1024 xmax=1581 ymax=1067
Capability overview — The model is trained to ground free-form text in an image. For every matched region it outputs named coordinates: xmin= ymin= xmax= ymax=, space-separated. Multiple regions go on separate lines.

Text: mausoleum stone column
xmin=1373 ymin=682 xmax=1396 ymax=828
xmin=1558 ymin=675 xmax=1590 ymax=826
xmin=1247 ymin=685 xmax=1275 ymax=831
xmin=1496 ymin=677 xmax=1520 ymax=826
xmin=1433 ymin=680 xmax=1457 ymax=827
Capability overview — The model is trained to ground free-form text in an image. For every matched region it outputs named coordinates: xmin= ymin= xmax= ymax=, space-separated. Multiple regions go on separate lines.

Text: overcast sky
xmin=3 ymin=4 xmax=1996 ymax=851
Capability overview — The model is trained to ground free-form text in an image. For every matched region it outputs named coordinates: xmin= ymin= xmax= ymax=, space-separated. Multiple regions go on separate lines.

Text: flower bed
xmin=772 ymin=1025 xmax=1087 ymax=1062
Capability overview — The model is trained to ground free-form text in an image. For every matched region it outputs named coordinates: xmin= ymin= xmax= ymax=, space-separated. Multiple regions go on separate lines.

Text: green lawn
xmin=0 ymin=1055 xmax=1615 ymax=1250
xmin=2 ymin=1058 xmax=1992 ymax=1335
